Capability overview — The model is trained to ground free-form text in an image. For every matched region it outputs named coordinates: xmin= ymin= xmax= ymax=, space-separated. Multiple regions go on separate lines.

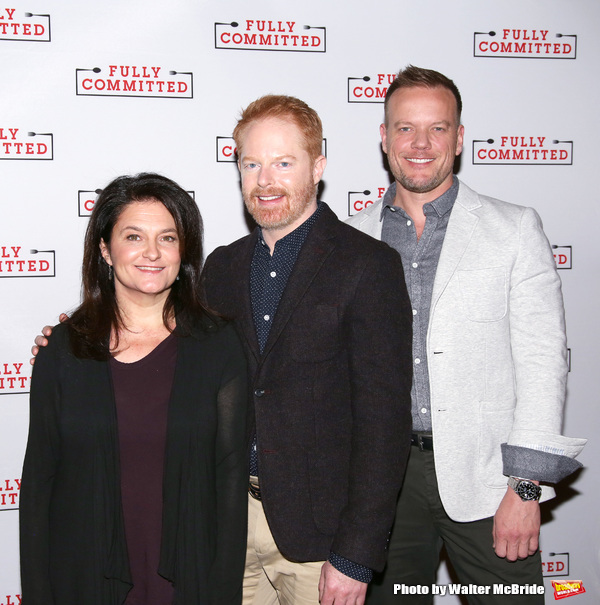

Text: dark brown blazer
xmin=202 ymin=203 xmax=412 ymax=572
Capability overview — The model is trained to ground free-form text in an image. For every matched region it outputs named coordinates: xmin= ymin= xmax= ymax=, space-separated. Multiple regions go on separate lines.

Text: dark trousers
xmin=367 ymin=447 xmax=544 ymax=604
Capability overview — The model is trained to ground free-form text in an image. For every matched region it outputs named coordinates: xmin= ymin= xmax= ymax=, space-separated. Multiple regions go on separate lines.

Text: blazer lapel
xmin=231 ymin=230 xmax=262 ymax=362
xmin=430 ymin=182 xmax=481 ymax=309
xmin=260 ymin=207 xmax=337 ymax=360
xmin=358 ymin=200 xmax=384 ymax=239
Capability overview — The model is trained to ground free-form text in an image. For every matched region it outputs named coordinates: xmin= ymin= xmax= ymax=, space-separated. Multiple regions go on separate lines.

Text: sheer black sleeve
xmin=19 ymin=325 xmax=64 ymax=604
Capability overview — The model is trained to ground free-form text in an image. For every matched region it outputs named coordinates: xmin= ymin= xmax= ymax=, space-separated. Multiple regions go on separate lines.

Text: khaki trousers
xmin=243 ymin=491 xmax=324 ymax=605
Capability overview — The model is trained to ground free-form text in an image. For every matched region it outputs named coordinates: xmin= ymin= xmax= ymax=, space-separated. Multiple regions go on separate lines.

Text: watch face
xmin=517 ymin=481 xmax=541 ymax=501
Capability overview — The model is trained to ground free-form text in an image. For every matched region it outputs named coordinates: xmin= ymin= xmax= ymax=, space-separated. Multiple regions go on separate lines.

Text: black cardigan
xmin=19 ymin=319 xmax=248 ymax=605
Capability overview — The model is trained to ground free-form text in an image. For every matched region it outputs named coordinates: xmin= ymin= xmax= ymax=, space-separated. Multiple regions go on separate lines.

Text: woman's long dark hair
xmin=68 ymin=173 xmax=213 ymax=359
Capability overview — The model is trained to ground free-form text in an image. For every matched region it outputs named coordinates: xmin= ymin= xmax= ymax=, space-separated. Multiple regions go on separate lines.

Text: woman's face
xmin=100 ymin=199 xmax=181 ymax=306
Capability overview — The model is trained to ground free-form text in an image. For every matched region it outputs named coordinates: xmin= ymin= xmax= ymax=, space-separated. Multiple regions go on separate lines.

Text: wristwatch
xmin=507 ymin=476 xmax=542 ymax=501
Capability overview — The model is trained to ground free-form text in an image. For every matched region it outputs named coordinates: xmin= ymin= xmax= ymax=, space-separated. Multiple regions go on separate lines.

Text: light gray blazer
xmin=347 ymin=180 xmax=586 ymax=521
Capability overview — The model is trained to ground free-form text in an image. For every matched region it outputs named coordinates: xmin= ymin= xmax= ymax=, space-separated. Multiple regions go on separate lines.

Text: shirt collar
xmin=258 ymin=200 xmax=323 ymax=251
xmin=380 ymin=177 xmax=459 ymax=220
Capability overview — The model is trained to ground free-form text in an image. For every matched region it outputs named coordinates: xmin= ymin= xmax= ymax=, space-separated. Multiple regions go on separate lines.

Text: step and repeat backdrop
xmin=1 ymin=0 xmax=597 ymax=602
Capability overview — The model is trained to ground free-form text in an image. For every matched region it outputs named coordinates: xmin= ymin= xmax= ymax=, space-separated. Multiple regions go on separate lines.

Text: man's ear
xmin=380 ymin=123 xmax=389 ymax=155
xmin=456 ymin=124 xmax=465 ymax=157
xmin=312 ymin=155 xmax=327 ymax=184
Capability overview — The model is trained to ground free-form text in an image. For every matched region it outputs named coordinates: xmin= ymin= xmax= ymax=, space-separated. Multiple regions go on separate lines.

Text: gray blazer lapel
xmin=351 ymin=199 xmax=384 ymax=239
xmin=430 ymin=182 xmax=481 ymax=308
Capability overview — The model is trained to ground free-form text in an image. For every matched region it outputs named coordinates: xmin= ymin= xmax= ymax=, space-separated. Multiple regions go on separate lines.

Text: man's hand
xmin=29 ymin=314 xmax=68 ymax=365
xmin=492 ymin=486 xmax=540 ymax=561
xmin=318 ymin=561 xmax=367 ymax=605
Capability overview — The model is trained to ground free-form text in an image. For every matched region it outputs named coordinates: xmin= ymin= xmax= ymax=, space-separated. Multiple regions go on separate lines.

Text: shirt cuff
xmin=328 ymin=552 xmax=373 ymax=583
xmin=501 ymin=443 xmax=583 ymax=484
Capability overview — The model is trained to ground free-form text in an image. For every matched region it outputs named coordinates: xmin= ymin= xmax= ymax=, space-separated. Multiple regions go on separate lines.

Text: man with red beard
xmin=201 ymin=95 xmax=413 ymax=605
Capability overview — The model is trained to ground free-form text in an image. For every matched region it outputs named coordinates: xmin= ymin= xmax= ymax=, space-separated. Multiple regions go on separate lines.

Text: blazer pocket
xmin=289 ymin=304 xmax=341 ymax=362
xmin=478 ymin=399 xmax=515 ymax=488
xmin=458 ymin=267 xmax=507 ymax=322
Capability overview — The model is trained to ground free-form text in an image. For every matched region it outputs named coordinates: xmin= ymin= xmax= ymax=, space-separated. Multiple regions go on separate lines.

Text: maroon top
xmin=110 ymin=333 xmax=177 ymax=605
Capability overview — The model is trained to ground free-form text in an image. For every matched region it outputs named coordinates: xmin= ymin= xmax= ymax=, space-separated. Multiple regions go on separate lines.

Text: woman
xmin=20 ymin=173 xmax=248 ymax=605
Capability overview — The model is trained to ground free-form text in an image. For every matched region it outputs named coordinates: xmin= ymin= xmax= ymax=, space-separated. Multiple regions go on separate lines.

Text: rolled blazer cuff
xmin=506 ymin=430 xmax=587 ymax=458
xmin=502 ymin=431 xmax=587 ymax=483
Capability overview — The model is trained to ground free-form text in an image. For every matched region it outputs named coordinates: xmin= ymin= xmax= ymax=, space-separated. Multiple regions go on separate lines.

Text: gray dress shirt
xmin=381 ymin=178 xmax=458 ymax=432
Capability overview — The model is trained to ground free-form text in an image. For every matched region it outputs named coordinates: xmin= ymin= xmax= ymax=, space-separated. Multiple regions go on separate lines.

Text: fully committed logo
xmin=0 ymin=596 xmax=21 ymax=605
xmin=348 ymin=187 xmax=387 ymax=216
xmin=0 ymin=246 xmax=55 ymax=277
xmin=216 ymin=137 xmax=328 ymax=163
xmin=0 ymin=479 xmax=21 ymax=508
xmin=78 ymin=188 xmax=196 ymax=216
xmin=541 ymin=550 xmax=570 ymax=577
xmin=0 ymin=363 xmax=28 ymax=394
xmin=76 ymin=65 xmax=193 ymax=98
xmin=79 ymin=188 xmax=102 ymax=216
xmin=216 ymin=137 xmax=237 ymax=163
xmin=552 ymin=245 xmax=572 ymax=270
xmin=0 ymin=128 xmax=53 ymax=160
xmin=473 ymin=136 xmax=572 ymax=165
xmin=474 ymin=29 xmax=577 ymax=59
xmin=215 ymin=20 xmax=326 ymax=52
xmin=347 ymin=73 xmax=396 ymax=103
xmin=0 ymin=8 xmax=50 ymax=41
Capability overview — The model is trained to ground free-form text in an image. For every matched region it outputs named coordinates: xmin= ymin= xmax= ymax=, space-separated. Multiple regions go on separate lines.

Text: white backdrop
xmin=1 ymin=1 xmax=597 ymax=602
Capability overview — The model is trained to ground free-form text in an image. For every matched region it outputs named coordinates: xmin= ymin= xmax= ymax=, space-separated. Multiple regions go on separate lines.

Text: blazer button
xmin=254 ymin=388 xmax=265 ymax=397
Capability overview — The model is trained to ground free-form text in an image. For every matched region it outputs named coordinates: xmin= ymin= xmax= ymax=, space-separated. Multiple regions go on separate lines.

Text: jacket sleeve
xmin=503 ymin=207 xmax=585 ymax=480
xmin=330 ymin=244 xmax=413 ymax=572
xmin=209 ymin=326 xmax=249 ymax=604
xmin=20 ymin=327 xmax=63 ymax=604
xmin=200 ymin=248 xmax=226 ymax=314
